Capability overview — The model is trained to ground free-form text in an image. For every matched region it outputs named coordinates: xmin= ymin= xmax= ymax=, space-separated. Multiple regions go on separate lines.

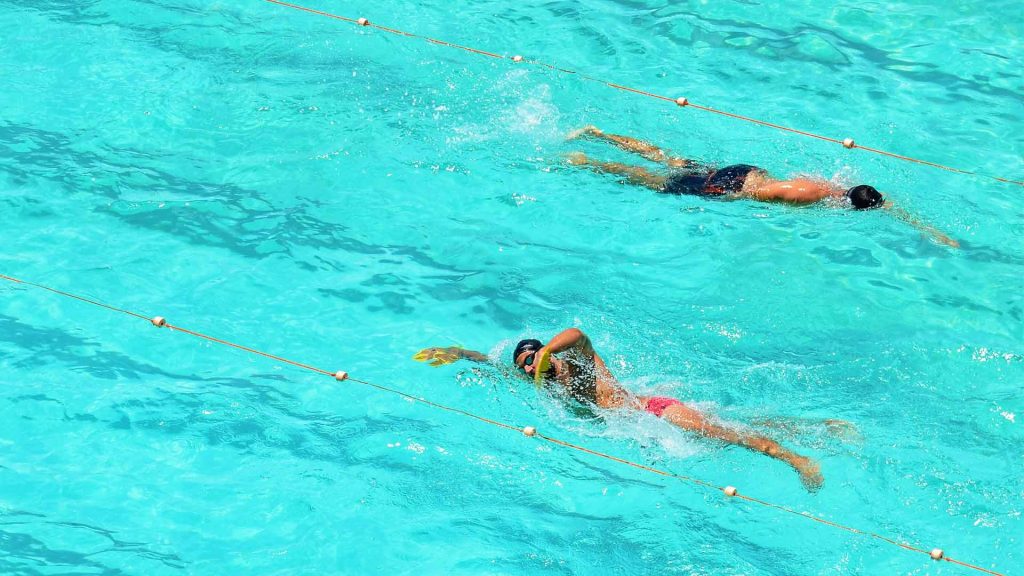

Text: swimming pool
xmin=1 ymin=0 xmax=1021 ymax=573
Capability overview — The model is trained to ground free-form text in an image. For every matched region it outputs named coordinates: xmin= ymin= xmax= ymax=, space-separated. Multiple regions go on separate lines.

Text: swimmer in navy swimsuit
xmin=415 ymin=327 xmax=835 ymax=491
xmin=565 ymin=125 xmax=959 ymax=247
xmin=661 ymin=163 xmax=763 ymax=197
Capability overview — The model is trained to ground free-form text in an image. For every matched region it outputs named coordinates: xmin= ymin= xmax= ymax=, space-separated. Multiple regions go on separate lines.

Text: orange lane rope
xmin=262 ymin=0 xmax=1024 ymax=188
xmin=0 ymin=272 xmax=1005 ymax=575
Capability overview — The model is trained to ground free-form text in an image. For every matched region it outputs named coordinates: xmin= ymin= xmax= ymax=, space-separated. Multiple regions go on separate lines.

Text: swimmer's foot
xmin=566 ymin=125 xmax=602 ymax=141
xmin=824 ymin=419 xmax=862 ymax=443
xmin=565 ymin=152 xmax=589 ymax=166
xmin=793 ymin=456 xmax=824 ymax=492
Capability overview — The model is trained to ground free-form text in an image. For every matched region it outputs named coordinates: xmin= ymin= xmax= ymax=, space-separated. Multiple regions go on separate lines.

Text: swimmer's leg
xmin=660 ymin=403 xmax=824 ymax=491
xmin=567 ymin=125 xmax=691 ymax=168
xmin=566 ymin=152 xmax=667 ymax=190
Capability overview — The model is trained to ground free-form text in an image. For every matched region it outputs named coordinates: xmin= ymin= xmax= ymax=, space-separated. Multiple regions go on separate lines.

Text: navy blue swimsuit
xmin=663 ymin=164 xmax=761 ymax=197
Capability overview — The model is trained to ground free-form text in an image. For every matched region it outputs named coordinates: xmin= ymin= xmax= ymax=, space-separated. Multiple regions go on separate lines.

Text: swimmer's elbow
xmin=562 ymin=327 xmax=585 ymax=342
xmin=556 ymin=327 xmax=590 ymax=351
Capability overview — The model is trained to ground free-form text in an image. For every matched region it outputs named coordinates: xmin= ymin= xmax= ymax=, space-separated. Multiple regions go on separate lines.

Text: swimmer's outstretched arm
xmin=567 ymin=125 xmax=691 ymax=168
xmin=884 ymin=203 xmax=960 ymax=248
xmin=414 ymin=328 xmax=595 ymax=368
xmin=413 ymin=346 xmax=490 ymax=366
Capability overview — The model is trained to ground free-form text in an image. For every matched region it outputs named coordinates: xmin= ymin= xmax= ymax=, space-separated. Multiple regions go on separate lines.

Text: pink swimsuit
xmin=644 ymin=396 xmax=683 ymax=417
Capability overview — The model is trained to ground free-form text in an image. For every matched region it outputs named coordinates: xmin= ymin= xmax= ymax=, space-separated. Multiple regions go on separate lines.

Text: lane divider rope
xmin=262 ymin=0 xmax=1023 ymax=188
xmin=0 ymin=272 xmax=1005 ymax=575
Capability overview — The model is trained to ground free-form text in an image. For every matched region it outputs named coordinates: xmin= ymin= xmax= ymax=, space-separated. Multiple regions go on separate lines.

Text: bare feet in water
xmin=793 ymin=456 xmax=824 ymax=492
xmin=824 ymin=419 xmax=862 ymax=443
xmin=566 ymin=125 xmax=602 ymax=140
xmin=565 ymin=152 xmax=589 ymax=165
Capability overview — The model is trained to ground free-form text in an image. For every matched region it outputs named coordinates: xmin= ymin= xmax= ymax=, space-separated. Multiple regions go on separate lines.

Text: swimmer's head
xmin=512 ymin=338 xmax=543 ymax=374
xmin=512 ymin=336 xmax=552 ymax=377
xmin=845 ymin=185 xmax=884 ymax=210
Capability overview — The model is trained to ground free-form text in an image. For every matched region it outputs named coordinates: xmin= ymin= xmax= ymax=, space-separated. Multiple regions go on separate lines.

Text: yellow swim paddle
xmin=533 ymin=348 xmax=551 ymax=386
xmin=412 ymin=347 xmax=460 ymax=367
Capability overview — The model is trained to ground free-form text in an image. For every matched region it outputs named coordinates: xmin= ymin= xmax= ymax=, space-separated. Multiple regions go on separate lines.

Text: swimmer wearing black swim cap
xmin=844 ymin=184 xmax=884 ymax=210
xmin=564 ymin=125 xmax=959 ymax=247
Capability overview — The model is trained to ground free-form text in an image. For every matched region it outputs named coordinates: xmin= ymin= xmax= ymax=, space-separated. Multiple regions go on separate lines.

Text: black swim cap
xmin=845 ymin=185 xmax=884 ymax=210
xmin=512 ymin=338 xmax=543 ymax=365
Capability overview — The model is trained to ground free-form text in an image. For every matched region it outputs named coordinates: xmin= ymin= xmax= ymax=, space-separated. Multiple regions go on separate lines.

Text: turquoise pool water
xmin=1 ymin=0 xmax=1021 ymax=574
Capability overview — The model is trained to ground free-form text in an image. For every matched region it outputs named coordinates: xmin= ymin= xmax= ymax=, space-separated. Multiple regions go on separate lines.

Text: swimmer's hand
xmin=413 ymin=346 xmax=489 ymax=366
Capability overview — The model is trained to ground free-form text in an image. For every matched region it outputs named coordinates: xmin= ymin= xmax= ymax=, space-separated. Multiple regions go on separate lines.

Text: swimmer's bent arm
xmin=542 ymin=328 xmax=594 ymax=357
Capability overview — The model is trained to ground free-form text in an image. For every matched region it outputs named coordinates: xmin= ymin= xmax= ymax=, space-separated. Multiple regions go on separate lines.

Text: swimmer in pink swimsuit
xmin=644 ymin=396 xmax=684 ymax=418
xmin=415 ymin=327 xmax=827 ymax=491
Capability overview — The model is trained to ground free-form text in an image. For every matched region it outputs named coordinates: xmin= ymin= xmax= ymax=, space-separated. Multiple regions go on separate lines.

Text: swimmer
xmin=565 ymin=125 xmax=959 ymax=248
xmin=414 ymin=327 xmax=825 ymax=491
